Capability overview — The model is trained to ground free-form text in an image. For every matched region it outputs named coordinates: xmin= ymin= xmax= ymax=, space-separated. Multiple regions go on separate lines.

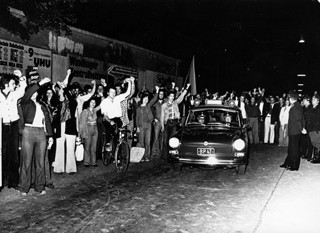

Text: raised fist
xmin=67 ymin=69 xmax=72 ymax=76
xmin=186 ymin=83 xmax=191 ymax=89
xmin=13 ymin=70 xmax=22 ymax=78
xmin=39 ymin=77 xmax=51 ymax=86
xmin=91 ymin=80 xmax=96 ymax=85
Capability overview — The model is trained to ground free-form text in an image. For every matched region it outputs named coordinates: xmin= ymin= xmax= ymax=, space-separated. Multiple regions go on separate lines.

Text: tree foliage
xmin=0 ymin=0 xmax=77 ymax=41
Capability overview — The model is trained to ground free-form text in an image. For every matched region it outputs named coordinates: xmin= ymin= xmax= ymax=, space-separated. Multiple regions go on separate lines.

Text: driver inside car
xmin=197 ymin=112 xmax=206 ymax=124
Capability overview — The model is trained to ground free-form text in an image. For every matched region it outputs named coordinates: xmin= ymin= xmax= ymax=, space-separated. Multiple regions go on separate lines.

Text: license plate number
xmin=197 ymin=148 xmax=215 ymax=156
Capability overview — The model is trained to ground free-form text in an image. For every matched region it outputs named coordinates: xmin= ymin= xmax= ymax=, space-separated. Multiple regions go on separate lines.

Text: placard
xmin=0 ymin=38 xmax=52 ymax=78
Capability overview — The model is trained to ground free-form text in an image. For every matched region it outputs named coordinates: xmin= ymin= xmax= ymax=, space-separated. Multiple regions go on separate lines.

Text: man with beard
xmin=151 ymin=88 xmax=165 ymax=158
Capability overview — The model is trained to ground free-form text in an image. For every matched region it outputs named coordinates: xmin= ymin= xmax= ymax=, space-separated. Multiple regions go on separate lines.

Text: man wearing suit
xmin=264 ymin=96 xmax=280 ymax=144
xmin=280 ymin=91 xmax=304 ymax=171
xmin=307 ymin=94 xmax=320 ymax=163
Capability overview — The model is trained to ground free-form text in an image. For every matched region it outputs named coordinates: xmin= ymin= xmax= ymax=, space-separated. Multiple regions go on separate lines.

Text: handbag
xmin=75 ymin=137 xmax=84 ymax=161
xmin=130 ymin=147 xmax=145 ymax=163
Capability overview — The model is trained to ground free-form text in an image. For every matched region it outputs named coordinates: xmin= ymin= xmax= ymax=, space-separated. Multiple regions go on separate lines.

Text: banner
xmin=184 ymin=56 xmax=197 ymax=95
xmin=0 ymin=38 xmax=52 ymax=78
xmin=68 ymin=54 xmax=108 ymax=86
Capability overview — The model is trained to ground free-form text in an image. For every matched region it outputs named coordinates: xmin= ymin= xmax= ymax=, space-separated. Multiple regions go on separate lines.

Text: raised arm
xmin=176 ymin=83 xmax=191 ymax=105
xmin=80 ymin=80 xmax=96 ymax=102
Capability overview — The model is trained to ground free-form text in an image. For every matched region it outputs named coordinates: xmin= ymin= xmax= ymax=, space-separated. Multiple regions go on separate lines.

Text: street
xmin=1 ymin=144 xmax=320 ymax=233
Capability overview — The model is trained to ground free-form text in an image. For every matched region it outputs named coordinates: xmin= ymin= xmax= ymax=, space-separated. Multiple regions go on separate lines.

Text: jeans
xmin=162 ymin=119 xmax=179 ymax=160
xmin=138 ymin=123 xmax=152 ymax=159
xmin=2 ymin=121 xmax=20 ymax=187
xmin=31 ymin=148 xmax=53 ymax=186
xmin=84 ymin=125 xmax=98 ymax=166
xmin=248 ymin=117 xmax=259 ymax=144
xmin=20 ymin=126 xmax=47 ymax=193
xmin=151 ymin=120 xmax=163 ymax=157
xmin=278 ymin=124 xmax=288 ymax=147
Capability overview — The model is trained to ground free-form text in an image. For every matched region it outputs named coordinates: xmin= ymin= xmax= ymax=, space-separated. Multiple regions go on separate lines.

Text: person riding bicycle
xmin=100 ymin=77 xmax=134 ymax=144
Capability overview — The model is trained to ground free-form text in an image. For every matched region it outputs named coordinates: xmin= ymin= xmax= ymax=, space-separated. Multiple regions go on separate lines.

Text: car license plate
xmin=197 ymin=148 xmax=215 ymax=156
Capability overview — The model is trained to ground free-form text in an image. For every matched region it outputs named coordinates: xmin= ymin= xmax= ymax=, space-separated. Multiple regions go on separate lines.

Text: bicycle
xmin=101 ymin=126 xmax=131 ymax=174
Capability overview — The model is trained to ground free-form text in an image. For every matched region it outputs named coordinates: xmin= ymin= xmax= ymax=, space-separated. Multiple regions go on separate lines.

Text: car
xmin=167 ymin=100 xmax=250 ymax=174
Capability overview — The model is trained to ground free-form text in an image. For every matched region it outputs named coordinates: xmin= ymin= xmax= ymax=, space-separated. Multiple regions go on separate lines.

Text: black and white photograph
xmin=1 ymin=0 xmax=320 ymax=232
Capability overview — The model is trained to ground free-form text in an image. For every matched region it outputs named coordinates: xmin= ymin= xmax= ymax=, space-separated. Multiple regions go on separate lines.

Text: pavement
xmin=1 ymin=145 xmax=320 ymax=233
xmin=0 ymin=157 xmax=159 ymax=205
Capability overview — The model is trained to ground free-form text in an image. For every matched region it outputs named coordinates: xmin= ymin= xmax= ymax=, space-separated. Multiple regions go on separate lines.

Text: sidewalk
xmin=0 ymin=158 xmax=164 ymax=205
xmin=255 ymin=158 xmax=320 ymax=233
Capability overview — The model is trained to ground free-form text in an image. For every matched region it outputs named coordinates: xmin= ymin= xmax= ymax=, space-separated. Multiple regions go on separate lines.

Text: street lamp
xmin=299 ymin=34 xmax=305 ymax=43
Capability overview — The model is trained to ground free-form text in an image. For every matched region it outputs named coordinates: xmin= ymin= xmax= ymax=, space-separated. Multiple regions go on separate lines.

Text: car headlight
xmin=169 ymin=137 xmax=180 ymax=148
xmin=233 ymin=139 xmax=245 ymax=151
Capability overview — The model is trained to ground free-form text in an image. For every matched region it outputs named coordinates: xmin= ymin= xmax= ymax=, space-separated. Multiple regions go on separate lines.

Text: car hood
xmin=181 ymin=127 xmax=241 ymax=143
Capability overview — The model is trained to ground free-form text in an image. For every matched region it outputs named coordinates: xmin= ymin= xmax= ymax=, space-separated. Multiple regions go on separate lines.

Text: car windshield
xmin=186 ymin=108 xmax=241 ymax=128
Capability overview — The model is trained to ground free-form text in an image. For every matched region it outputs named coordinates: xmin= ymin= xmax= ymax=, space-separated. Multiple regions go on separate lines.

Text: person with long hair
xmin=79 ymin=98 xmax=100 ymax=167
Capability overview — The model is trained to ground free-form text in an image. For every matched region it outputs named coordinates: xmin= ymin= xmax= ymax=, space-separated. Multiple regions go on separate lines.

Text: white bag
xmin=75 ymin=144 xmax=84 ymax=161
xmin=130 ymin=147 xmax=145 ymax=163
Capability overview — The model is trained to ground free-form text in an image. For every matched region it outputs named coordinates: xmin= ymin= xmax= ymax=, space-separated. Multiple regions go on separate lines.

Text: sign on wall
xmin=0 ymin=38 xmax=52 ymax=78
xmin=68 ymin=54 xmax=108 ymax=86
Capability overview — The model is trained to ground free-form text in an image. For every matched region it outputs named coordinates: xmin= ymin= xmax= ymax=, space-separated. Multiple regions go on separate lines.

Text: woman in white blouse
xmin=278 ymin=99 xmax=291 ymax=147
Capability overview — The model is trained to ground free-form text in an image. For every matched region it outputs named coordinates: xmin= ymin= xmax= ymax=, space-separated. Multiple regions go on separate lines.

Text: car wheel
xmin=237 ymin=165 xmax=247 ymax=175
xmin=173 ymin=163 xmax=182 ymax=172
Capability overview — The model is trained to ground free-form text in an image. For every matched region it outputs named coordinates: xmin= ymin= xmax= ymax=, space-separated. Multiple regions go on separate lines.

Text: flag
xmin=185 ymin=55 xmax=197 ymax=95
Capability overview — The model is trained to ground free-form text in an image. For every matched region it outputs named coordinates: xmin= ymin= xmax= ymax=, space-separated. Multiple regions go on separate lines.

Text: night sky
xmin=73 ymin=0 xmax=320 ymax=95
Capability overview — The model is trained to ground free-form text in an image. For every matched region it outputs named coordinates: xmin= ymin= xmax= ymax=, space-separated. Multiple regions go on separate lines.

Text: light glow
xmin=233 ymin=139 xmax=245 ymax=151
xmin=169 ymin=137 xmax=180 ymax=148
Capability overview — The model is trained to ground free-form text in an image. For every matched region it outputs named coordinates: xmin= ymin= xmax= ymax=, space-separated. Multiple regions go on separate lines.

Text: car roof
xmin=190 ymin=104 xmax=241 ymax=112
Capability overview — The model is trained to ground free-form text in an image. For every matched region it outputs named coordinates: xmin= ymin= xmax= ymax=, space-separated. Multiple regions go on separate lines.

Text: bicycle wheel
xmin=115 ymin=140 xmax=130 ymax=173
xmin=102 ymin=137 xmax=114 ymax=166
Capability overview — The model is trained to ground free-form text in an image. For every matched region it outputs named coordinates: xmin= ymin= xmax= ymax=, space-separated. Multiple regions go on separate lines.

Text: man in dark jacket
xmin=20 ymin=78 xmax=53 ymax=195
xmin=280 ymin=91 xmax=304 ymax=171
xmin=245 ymin=97 xmax=261 ymax=144
xmin=300 ymin=95 xmax=314 ymax=161
xmin=307 ymin=94 xmax=320 ymax=163
xmin=151 ymin=88 xmax=165 ymax=158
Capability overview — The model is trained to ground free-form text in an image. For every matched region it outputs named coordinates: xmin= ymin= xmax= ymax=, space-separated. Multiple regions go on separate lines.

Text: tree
xmin=0 ymin=0 xmax=77 ymax=41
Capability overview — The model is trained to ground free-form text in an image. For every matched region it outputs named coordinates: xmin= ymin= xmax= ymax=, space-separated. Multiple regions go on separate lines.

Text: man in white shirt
xmin=100 ymin=77 xmax=133 ymax=143
xmin=0 ymin=71 xmax=27 ymax=190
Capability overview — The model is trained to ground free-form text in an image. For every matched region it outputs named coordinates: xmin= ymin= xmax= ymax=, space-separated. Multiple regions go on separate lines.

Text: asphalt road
xmin=1 ymin=144 xmax=320 ymax=233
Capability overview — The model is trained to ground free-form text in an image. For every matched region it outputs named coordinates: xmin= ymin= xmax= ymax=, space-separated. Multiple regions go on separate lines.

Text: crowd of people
xmin=0 ymin=68 xmax=191 ymax=196
xmin=0 ymin=68 xmax=319 ymax=195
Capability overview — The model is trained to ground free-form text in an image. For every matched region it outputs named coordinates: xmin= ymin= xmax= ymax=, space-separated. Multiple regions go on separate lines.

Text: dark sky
xmin=73 ymin=0 xmax=320 ymax=95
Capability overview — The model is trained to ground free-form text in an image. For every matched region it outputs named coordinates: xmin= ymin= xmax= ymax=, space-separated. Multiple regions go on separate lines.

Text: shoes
xmin=311 ymin=159 xmax=320 ymax=164
xmin=279 ymin=164 xmax=287 ymax=168
xmin=46 ymin=184 xmax=55 ymax=189
xmin=20 ymin=191 xmax=27 ymax=197
xmin=145 ymin=158 xmax=150 ymax=162
xmin=8 ymin=184 xmax=19 ymax=190
xmin=68 ymin=172 xmax=75 ymax=175
xmin=84 ymin=165 xmax=90 ymax=167
xmin=38 ymin=190 xmax=47 ymax=195
xmin=92 ymin=164 xmax=98 ymax=167
xmin=286 ymin=167 xmax=298 ymax=171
